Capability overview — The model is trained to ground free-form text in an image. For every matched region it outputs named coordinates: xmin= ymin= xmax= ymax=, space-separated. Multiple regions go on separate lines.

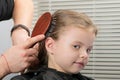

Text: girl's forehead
xmin=58 ymin=26 xmax=95 ymax=45
xmin=60 ymin=25 xmax=95 ymax=36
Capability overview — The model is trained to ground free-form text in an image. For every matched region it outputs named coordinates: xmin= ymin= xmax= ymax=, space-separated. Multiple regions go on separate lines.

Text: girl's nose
xmin=79 ymin=49 xmax=88 ymax=59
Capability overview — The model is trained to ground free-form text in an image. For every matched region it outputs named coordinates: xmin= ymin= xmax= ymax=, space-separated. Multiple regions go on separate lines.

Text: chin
xmin=73 ymin=71 xmax=80 ymax=74
xmin=67 ymin=70 xmax=80 ymax=74
xmin=72 ymin=68 xmax=83 ymax=74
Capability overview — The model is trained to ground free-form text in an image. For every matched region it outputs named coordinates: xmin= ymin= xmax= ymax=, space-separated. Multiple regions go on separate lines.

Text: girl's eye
xmin=87 ymin=48 xmax=92 ymax=53
xmin=73 ymin=45 xmax=80 ymax=49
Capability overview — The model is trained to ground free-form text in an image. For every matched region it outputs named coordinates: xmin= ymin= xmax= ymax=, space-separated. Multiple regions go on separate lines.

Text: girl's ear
xmin=45 ymin=37 xmax=55 ymax=53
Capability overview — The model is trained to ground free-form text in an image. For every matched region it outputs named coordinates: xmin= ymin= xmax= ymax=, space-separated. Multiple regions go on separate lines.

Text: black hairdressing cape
xmin=11 ymin=67 xmax=94 ymax=80
xmin=0 ymin=0 xmax=14 ymax=21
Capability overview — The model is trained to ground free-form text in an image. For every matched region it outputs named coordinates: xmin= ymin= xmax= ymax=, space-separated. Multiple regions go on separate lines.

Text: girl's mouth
xmin=74 ymin=62 xmax=84 ymax=67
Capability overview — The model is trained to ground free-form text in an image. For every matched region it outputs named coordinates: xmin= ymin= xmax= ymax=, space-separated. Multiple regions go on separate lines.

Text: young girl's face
xmin=47 ymin=26 xmax=95 ymax=74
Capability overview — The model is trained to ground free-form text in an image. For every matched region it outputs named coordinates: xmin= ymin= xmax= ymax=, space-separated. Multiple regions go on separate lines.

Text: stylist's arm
xmin=0 ymin=34 xmax=45 ymax=79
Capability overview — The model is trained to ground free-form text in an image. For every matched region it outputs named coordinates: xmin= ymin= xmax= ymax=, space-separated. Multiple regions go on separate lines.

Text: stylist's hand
xmin=3 ymin=34 xmax=45 ymax=73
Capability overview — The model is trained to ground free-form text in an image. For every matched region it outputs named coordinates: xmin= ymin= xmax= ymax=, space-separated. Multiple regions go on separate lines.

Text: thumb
xmin=22 ymin=34 xmax=45 ymax=48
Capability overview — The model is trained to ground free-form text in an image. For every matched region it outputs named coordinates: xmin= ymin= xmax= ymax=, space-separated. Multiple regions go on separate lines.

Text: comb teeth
xmin=45 ymin=17 xmax=56 ymax=37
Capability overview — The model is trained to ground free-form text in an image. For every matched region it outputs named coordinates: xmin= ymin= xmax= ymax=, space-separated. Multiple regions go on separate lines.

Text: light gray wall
xmin=0 ymin=19 xmax=18 ymax=80
xmin=0 ymin=19 xmax=12 ymax=54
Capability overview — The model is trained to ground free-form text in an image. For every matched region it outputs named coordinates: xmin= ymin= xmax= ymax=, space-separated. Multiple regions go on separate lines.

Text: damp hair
xmin=37 ymin=10 xmax=98 ymax=68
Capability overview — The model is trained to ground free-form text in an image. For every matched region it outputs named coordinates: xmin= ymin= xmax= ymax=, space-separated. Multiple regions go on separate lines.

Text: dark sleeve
xmin=0 ymin=0 xmax=14 ymax=21
xmin=11 ymin=75 xmax=44 ymax=80
xmin=11 ymin=72 xmax=39 ymax=80
xmin=11 ymin=75 xmax=29 ymax=80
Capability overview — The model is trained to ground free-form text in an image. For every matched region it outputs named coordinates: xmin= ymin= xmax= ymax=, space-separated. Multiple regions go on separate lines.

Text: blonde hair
xmin=46 ymin=10 xmax=97 ymax=40
xmin=36 ymin=10 xmax=97 ymax=68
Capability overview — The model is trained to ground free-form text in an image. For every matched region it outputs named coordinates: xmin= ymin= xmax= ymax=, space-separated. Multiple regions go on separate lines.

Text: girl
xmin=11 ymin=10 xmax=98 ymax=80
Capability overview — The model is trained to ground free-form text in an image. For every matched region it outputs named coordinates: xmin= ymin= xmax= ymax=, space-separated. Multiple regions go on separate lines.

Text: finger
xmin=23 ymin=48 xmax=38 ymax=57
xmin=27 ymin=55 xmax=37 ymax=62
xmin=33 ymin=43 xmax=39 ymax=51
xmin=22 ymin=34 xmax=45 ymax=48
xmin=25 ymin=55 xmax=39 ymax=69
xmin=20 ymin=56 xmax=37 ymax=73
